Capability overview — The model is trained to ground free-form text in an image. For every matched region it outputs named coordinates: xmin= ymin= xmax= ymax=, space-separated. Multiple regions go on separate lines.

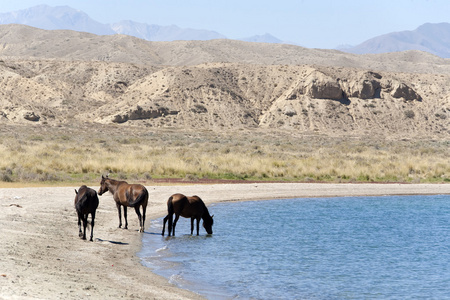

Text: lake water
xmin=140 ymin=195 xmax=450 ymax=299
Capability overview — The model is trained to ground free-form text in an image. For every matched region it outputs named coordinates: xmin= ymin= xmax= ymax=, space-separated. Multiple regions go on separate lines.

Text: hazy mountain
xmin=4 ymin=5 xmax=450 ymax=57
xmin=111 ymin=20 xmax=226 ymax=41
xmin=343 ymin=23 xmax=450 ymax=58
xmin=239 ymin=33 xmax=283 ymax=44
xmin=0 ymin=5 xmax=281 ymax=43
xmin=0 ymin=4 xmax=115 ymax=35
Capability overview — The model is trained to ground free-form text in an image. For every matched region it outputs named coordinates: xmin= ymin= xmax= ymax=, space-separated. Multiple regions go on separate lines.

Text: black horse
xmin=74 ymin=185 xmax=99 ymax=241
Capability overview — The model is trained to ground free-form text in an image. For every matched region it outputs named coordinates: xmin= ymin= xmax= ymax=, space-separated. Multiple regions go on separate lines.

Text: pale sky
xmin=0 ymin=0 xmax=449 ymax=49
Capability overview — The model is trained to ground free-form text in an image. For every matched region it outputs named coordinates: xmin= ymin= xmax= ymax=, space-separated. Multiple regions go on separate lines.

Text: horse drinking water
xmin=162 ymin=193 xmax=214 ymax=236
xmin=74 ymin=185 xmax=99 ymax=241
xmin=98 ymin=175 xmax=148 ymax=232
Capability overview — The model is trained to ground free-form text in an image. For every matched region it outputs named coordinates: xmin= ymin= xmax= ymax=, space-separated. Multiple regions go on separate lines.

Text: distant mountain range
xmin=0 ymin=5 xmax=115 ymax=35
xmin=0 ymin=5 xmax=279 ymax=44
xmin=111 ymin=20 xmax=227 ymax=42
xmin=342 ymin=23 xmax=450 ymax=58
xmin=2 ymin=5 xmax=450 ymax=57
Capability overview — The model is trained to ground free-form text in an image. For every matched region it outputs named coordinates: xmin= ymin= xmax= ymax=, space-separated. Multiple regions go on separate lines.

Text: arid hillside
xmin=0 ymin=24 xmax=449 ymax=139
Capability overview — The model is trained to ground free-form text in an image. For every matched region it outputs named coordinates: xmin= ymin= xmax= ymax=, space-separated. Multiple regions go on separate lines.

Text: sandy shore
xmin=1 ymin=183 xmax=449 ymax=299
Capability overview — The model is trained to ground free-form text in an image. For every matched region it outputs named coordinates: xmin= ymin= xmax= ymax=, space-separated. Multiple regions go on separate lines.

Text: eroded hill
xmin=0 ymin=24 xmax=449 ymax=139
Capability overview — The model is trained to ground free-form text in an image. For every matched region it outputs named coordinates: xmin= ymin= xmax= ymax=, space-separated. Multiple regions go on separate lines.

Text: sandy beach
xmin=1 ymin=182 xmax=449 ymax=299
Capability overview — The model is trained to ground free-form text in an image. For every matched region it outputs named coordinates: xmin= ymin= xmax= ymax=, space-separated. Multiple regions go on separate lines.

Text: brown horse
xmin=98 ymin=175 xmax=148 ymax=232
xmin=74 ymin=185 xmax=99 ymax=241
xmin=162 ymin=193 xmax=214 ymax=236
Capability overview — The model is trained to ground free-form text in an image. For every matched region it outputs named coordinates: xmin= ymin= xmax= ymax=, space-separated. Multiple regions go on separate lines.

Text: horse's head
xmin=203 ymin=214 xmax=214 ymax=234
xmin=98 ymin=175 xmax=109 ymax=196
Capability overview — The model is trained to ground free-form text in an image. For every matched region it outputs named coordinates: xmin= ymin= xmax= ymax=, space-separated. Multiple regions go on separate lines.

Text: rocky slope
xmin=0 ymin=25 xmax=449 ymax=139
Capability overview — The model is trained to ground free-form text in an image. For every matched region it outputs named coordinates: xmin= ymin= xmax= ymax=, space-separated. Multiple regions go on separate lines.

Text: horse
xmin=74 ymin=185 xmax=99 ymax=241
xmin=98 ymin=175 xmax=148 ymax=232
xmin=162 ymin=193 xmax=214 ymax=236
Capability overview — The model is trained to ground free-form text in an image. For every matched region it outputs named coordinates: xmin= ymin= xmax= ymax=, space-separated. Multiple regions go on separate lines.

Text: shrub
xmin=404 ymin=110 xmax=415 ymax=119
xmin=1 ymin=172 xmax=13 ymax=182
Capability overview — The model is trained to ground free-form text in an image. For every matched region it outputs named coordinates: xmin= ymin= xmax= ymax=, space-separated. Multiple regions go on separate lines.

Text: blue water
xmin=140 ymin=195 xmax=450 ymax=299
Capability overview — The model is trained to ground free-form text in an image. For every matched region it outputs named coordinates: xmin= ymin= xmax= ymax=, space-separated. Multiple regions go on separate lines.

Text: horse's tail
xmin=75 ymin=193 xmax=88 ymax=212
xmin=127 ymin=187 xmax=149 ymax=207
xmin=167 ymin=196 xmax=174 ymax=214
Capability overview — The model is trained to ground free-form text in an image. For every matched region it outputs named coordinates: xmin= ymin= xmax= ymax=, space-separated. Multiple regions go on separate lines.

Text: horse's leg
xmin=77 ymin=211 xmax=83 ymax=238
xmin=167 ymin=214 xmax=173 ymax=237
xmin=162 ymin=215 xmax=168 ymax=235
xmin=82 ymin=214 xmax=88 ymax=240
xmin=134 ymin=206 xmax=143 ymax=232
xmin=142 ymin=204 xmax=146 ymax=233
xmin=196 ymin=217 xmax=200 ymax=235
xmin=90 ymin=211 xmax=96 ymax=242
xmin=116 ymin=202 xmax=122 ymax=228
xmin=172 ymin=214 xmax=180 ymax=236
xmin=123 ymin=206 xmax=128 ymax=229
xmin=190 ymin=217 xmax=195 ymax=235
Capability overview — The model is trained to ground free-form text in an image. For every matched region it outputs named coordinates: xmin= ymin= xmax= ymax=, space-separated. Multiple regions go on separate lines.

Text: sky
xmin=0 ymin=0 xmax=449 ymax=49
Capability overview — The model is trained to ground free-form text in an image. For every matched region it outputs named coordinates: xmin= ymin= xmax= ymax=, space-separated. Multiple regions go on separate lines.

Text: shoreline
xmin=1 ymin=183 xmax=449 ymax=299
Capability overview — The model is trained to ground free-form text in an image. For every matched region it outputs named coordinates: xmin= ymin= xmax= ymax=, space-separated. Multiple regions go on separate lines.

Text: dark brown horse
xmin=74 ymin=185 xmax=99 ymax=241
xmin=162 ymin=193 xmax=214 ymax=236
xmin=98 ymin=175 xmax=148 ymax=232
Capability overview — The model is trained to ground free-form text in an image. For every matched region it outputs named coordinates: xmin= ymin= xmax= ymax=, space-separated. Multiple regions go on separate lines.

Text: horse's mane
xmin=197 ymin=197 xmax=212 ymax=222
xmin=106 ymin=177 xmax=127 ymax=185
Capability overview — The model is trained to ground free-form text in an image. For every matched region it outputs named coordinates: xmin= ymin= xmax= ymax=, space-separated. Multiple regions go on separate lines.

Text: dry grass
xmin=0 ymin=125 xmax=448 ymax=184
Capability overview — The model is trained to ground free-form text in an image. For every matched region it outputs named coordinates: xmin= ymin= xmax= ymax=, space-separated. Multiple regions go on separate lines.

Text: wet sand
xmin=1 ymin=183 xmax=449 ymax=299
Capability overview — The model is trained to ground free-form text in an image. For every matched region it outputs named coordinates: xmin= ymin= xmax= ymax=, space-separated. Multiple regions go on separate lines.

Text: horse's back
xmin=187 ymin=195 xmax=204 ymax=208
xmin=75 ymin=185 xmax=94 ymax=203
xmin=169 ymin=193 xmax=204 ymax=218
xmin=130 ymin=183 xmax=148 ymax=205
xmin=117 ymin=182 xmax=148 ymax=206
xmin=130 ymin=183 xmax=148 ymax=194
xmin=169 ymin=193 xmax=185 ymax=202
xmin=75 ymin=185 xmax=99 ymax=213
